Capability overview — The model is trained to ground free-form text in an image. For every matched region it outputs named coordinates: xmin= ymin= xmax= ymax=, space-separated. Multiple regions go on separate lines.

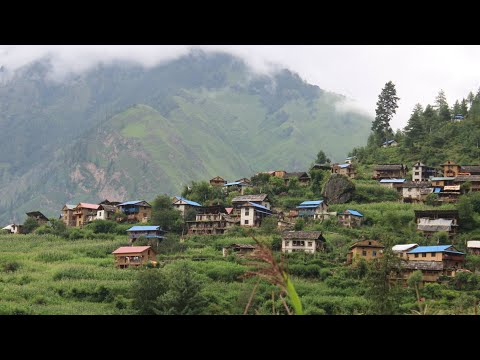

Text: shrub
xmin=3 ymin=261 xmax=20 ymax=272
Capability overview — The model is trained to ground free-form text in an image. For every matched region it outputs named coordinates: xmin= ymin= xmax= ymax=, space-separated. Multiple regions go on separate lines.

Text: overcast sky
xmin=1 ymin=45 xmax=479 ymax=130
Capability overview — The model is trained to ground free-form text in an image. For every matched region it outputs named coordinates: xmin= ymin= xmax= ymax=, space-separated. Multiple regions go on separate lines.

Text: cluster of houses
xmin=376 ymin=160 xmax=480 ymax=204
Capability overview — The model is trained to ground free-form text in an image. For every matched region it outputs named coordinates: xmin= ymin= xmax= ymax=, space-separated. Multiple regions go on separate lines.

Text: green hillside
xmin=0 ymin=51 xmax=371 ymax=224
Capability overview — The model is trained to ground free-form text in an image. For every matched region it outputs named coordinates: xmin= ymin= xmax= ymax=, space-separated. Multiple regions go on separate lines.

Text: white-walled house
xmin=240 ymin=202 xmax=273 ymax=227
xmin=282 ymin=231 xmax=325 ymax=254
xmin=172 ymin=196 xmax=202 ymax=217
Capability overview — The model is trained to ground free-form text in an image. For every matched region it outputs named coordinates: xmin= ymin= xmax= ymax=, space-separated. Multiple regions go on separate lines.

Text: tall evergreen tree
xmin=422 ymin=104 xmax=437 ymax=134
xmin=371 ymin=81 xmax=399 ymax=145
xmin=452 ymin=100 xmax=461 ymax=117
xmin=404 ymin=103 xmax=424 ymax=148
xmin=435 ymin=89 xmax=451 ymax=122
xmin=461 ymin=98 xmax=469 ymax=117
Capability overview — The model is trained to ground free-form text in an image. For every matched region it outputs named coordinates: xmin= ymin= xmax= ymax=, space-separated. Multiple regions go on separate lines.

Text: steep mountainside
xmin=0 ymin=51 xmax=371 ymax=224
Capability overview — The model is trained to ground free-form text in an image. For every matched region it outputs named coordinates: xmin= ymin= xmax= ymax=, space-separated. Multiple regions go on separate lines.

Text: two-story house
xmin=239 ymin=202 xmax=273 ymax=227
xmin=210 ymin=176 xmax=227 ymax=187
xmin=442 ymin=161 xmax=461 ymax=177
xmin=331 ymin=163 xmax=356 ymax=178
xmin=414 ymin=210 xmax=459 ymax=237
xmin=117 ymin=200 xmax=152 ymax=223
xmin=231 ymin=194 xmax=271 ymax=218
xmin=172 ymin=196 xmax=202 ymax=218
xmin=26 ymin=211 xmax=49 ymax=226
xmin=379 ymin=178 xmax=406 ymax=193
xmin=392 ymin=243 xmax=419 ymax=259
xmin=186 ymin=205 xmax=239 ymax=235
xmin=73 ymin=203 xmax=100 ymax=227
xmin=126 ymin=225 xmax=166 ymax=244
xmin=296 ymin=200 xmax=331 ymax=220
xmin=346 ymin=240 xmax=384 ymax=264
xmin=401 ymin=181 xmax=433 ymax=203
xmin=96 ymin=204 xmax=118 ymax=221
xmin=411 ymin=162 xmax=437 ymax=182
xmin=282 ymin=231 xmax=325 ymax=254
xmin=372 ymin=164 xmax=408 ymax=180
xmin=112 ymin=246 xmax=157 ymax=269
xmin=337 ymin=209 xmax=364 ymax=228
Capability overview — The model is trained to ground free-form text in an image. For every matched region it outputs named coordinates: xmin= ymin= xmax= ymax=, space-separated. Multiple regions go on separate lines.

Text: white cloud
xmin=1 ymin=45 xmax=480 ymax=129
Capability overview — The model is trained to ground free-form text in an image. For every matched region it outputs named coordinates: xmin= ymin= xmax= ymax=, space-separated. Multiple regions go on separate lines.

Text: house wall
xmin=349 ymin=246 xmax=383 ymax=262
xmin=442 ymin=164 xmax=460 ymax=177
xmin=114 ymin=249 xmax=156 ymax=268
xmin=282 ymin=239 xmax=317 ymax=254
xmin=62 ymin=209 xmax=75 ymax=227
xmin=407 ymin=252 xmax=444 ymax=262
xmin=241 ymin=206 xmax=255 ymax=226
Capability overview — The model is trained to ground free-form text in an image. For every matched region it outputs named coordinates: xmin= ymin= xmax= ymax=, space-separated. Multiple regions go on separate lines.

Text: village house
xmin=296 ymin=200 xmax=332 ymax=221
xmin=467 ymin=241 xmax=480 ymax=255
xmin=454 ymin=175 xmax=480 ymax=192
xmin=239 ymin=202 xmax=273 ymax=227
xmin=401 ymin=181 xmax=433 ymax=203
xmin=337 ymin=209 xmax=364 ymax=228
xmin=186 ymin=205 xmax=238 ymax=235
xmin=126 ymin=225 xmax=166 ymax=244
xmin=431 ymin=177 xmax=455 ymax=188
xmin=222 ymin=243 xmax=257 ymax=257
xmin=26 ymin=211 xmax=49 ymax=226
xmin=73 ymin=203 xmax=100 ymax=227
xmin=437 ymin=184 xmax=461 ymax=203
xmin=396 ymin=245 xmax=466 ymax=284
xmin=414 ymin=210 xmax=459 ymax=237
xmin=453 ymin=114 xmax=464 ymax=122
xmin=346 ymin=239 xmax=384 ymax=264
xmin=112 ymin=246 xmax=157 ymax=269
xmin=96 ymin=204 xmax=117 ymax=221
xmin=99 ymin=199 xmax=121 ymax=207
xmin=442 ymin=161 xmax=460 ymax=177
xmin=372 ymin=164 xmax=408 ymax=180
xmin=209 ymin=176 xmax=227 ymax=187
xmin=256 ymin=170 xmax=287 ymax=178
xmin=231 ymin=194 xmax=271 ymax=218
xmin=2 ymin=224 xmax=22 ymax=234
xmin=310 ymin=163 xmax=332 ymax=171
xmin=412 ymin=162 xmax=437 ymax=182
xmin=60 ymin=204 xmax=76 ymax=227
xmin=223 ymin=180 xmax=252 ymax=195
xmin=392 ymin=244 xmax=419 ymax=259
xmin=235 ymin=178 xmax=251 ymax=184
xmin=172 ymin=196 xmax=202 ymax=218
xmin=283 ymin=172 xmax=311 ymax=186
xmin=459 ymin=165 xmax=480 ymax=175
xmin=282 ymin=231 xmax=325 ymax=254
xmin=379 ymin=178 xmax=406 ymax=193
xmin=331 ymin=163 xmax=356 ymax=178
xmin=117 ymin=200 xmax=152 ymax=223
xmin=382 ymin=139 xmax=398 ymax=147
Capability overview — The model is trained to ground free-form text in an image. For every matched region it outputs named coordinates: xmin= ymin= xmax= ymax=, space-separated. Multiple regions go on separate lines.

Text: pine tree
xmin=371 ymin=81 xmax=399 ymax=146
xmin=461 ymin=98 xmax=469 ymax=117
xmin=452 ymin=100 xmax=461 ymax=117
xmin=422 ymin=104 xmax=437 ymax=134
xmin=404 ymin=103 xmax=424 ymax=148
xmin=435 ymin=89 xmax=451 ymax=122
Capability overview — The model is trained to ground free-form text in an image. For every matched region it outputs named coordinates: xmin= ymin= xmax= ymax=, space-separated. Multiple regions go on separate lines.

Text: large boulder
xmin=322 ymin=174 xmax=355 ymax=204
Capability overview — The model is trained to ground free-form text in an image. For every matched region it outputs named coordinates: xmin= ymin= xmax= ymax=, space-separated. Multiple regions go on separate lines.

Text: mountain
xmin=0 ymin=50 xmax=372 ymax=224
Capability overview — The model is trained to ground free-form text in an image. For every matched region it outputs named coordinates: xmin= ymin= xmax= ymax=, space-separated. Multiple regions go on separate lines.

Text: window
xmin=284 ymin=241 xmax=289 ymax=246
xmin=372 ymin=251 xmax=377 ymax=256
xmin=422 ymin=253 xmax=426 ymax=257
xmin=362 ymin=250 xmax=367 ymax=256
xmin=308 ymin=241 xmax=313 ymax=247
xmin=245 ymin=210 xmax=250 ymax=216
xmin=415 ymin=253 xmax=419 ymax=258
xmin=244 ymin=220 xmax=249 ymax=225
xmin=415 ymin=172 xmax=419 ymax=176
xmin=431 ymin=252 xmax=436 ymax=257
xmin=368 ymin=241 xmax=372 ymax=245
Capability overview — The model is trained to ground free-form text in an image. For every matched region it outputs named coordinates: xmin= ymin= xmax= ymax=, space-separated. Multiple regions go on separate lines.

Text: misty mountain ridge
xmin=0 ymin=50 xmax=371 ymax=224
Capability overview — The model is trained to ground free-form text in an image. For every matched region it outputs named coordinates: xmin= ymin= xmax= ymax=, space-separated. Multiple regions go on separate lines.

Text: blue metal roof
xmin=127 ymin=226 xmax=161 ymax=232
xmin=299 ymin=200 xmax=324 ymax=206
xmin=346 ymin=209 xmax=363 ymax=217
xmin=224 ymin=181 xmax=241 ymax=186
xmin=174 ymin=196 xmax=201 ymax=207
xmin=431 ymin=177 xmax=455 ymax=181
xmin=407 ymin=245 xmax=462 ymax=254
xmin=434 ymin=187 xmax=442 ymax=193
xmin=339 ymin=164 xmax=350 ymax=168
xmin=118 ymin=200 xmax=144 ymax=206
xmin=383 ymin=140 xmax=396 ymax=145
xmin=379 ymin=179 xmax=406 ymax=183
xmin=144 ymin=235 xmax=166 ymax=239
xmin=297 ymin=205 xmax=320 ymax=209
xmin=246 ymin=202 xmax=271 ymax=212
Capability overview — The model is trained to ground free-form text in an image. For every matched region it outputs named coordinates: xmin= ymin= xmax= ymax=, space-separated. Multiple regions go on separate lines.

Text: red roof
xmin=225 ymin=207 xmax=233 ymax=214
xmin=112 ymin=246 xmax=152 ymax=254
xmin=77 ymin=203 xmax=100 ymax=210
